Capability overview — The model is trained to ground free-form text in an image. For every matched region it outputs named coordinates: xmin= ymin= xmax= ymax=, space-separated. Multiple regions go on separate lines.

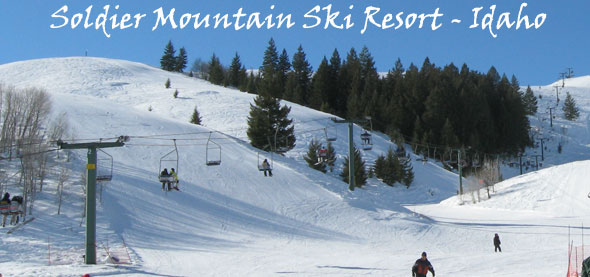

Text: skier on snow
xmin=412 ymin=252 xmax=435 ymax=277
xmin=494 ymin=233 xmax=502 ymax=252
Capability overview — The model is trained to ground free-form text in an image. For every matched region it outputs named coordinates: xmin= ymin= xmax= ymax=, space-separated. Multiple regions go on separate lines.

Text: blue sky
xmin=1 ymin=0 xmax=588 ymax=85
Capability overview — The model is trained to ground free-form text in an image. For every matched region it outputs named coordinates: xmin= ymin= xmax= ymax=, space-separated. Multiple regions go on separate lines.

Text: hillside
xmin=0 ymin=57 xmax=588 ymax=276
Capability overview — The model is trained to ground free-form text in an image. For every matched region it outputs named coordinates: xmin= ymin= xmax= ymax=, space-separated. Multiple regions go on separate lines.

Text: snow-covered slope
xmin=0 ymin=57 xmax=588 ymax=276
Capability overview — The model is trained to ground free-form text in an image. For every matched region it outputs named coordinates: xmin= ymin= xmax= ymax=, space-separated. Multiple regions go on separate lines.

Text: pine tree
xmin=208 ymin=53 xmax=224 ymax=85
xmin=303 ymin=139 xmax=326 ymax=172
xmin=326 ymin=141 xmax=337 ymax=170
xmin=563 ymin=92 xmax=580 ymax=120
xmin=227 ymin=53 xmax=243 ymax=88
xmin=310 ymin=57 xmax=330 ymax=110
xmin=165 ymin=78 xmax=171 ymax=88
xmin=375 ymin=148 xmax=401 ymax=186
xmin=401 ymin=154 xmax=414 ymax=188
xmin=173 ymin=89 xmax=179 ymax=98
xmin=328 ymin=49 xmax=343 ymax=116
xmin=190 ymin=105 xmax=202 ymax=125
xmin=246 ymin=71 xmax=258 ymax=94
xmin=277 ymin=49 xmax=291 ymax=98
xmin=374 ymin=155 xmax=386 ymax=179
xmin=441 ymin=118 xmax=459 ymax=148
xmin=246 ymin=94 xmax=295 ymax=152
xmin=291 ymin=45 xmax=312 ymax=106
xmin=340 ymin=147 xmax=367 ymax=190
xmin=259 ymin=38 xmax=281 ymax=98
xmin=160 ymin=40 xmax=176 ymax=71
xmin=522 ymin=85 xmax=538 ymax=115
xmin=175 ymin=47 xmax=188 ymax=72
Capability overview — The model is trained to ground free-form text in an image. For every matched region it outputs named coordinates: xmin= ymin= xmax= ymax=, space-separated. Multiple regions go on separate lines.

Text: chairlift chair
xmin=360 ymin=117 xmax=373 ymax=151
xmin=360 ymin=131 xmax=372 ymax=150
xmin=206 ymin=132 xmax=221 ymax=166
xmin=96 ymin=149 xmax=113 ymax=182
xmin=159 ymin=139 xmax=179 ymax=183
xmin=325 ymin=124 xmax=337 ymax=142
xmin=395 ymin=147 xmax=408 ymax=162
xmin=317 ymin=147 xmax=329 ymax=164
xmin=472 ymin=153 xmax=481 ymax=168
xmin=274 ymin=127 xmax=290 ymax=154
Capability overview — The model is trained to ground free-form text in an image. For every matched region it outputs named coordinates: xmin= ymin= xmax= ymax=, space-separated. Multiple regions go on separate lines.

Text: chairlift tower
xmin=57 ymin=136 xmax=127 ymax=265
xmin=331 ymin=116 xmax=371 ymax=191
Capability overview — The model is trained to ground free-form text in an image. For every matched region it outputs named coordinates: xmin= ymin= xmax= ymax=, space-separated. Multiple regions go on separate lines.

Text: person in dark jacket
xmin=412 ymin=252 xmax=435 ymax=277
xmin=494 ymin=233 xmax=502 ymax=252
xmin=1 ymin=192 xmax=11 ymax=204
xmin=160 ymin=168 xmax=169 ymax=191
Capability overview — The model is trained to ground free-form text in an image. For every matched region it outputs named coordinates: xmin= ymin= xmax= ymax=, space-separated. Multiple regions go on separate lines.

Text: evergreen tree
xmin=374 ymin=148 xmax=402 ymax=186
xmin=165 ymin=78 xmax=171 ymax=88
xmin=303 ymin=139 xmax=326 ymax=172
xmin=246 ymin=71 xmax=258 ymax=94
xmin=175 ymin=47 xmax=188 ymax=72
xmin=277 ymin=49 xmax=291 ymax=97
xmin=190 ymin=105 xmax=202 ymax=125
xmin=310 ymin=57 xmax=330 ymax=110
xmin=227 ymin=52 xmax=244 ymax=88
xmin=326 ymin=141 xmax=337 ymax=170
xmin=441 ymin=118 xmax=459 ymax=148
xmin=374 ymin=155 xmax=386 ymax=179
xmin=246 ymin=94 xmax=296 ymax=152
xmin=291 ymin=45 xmax=312 ymax=106
xmin=340 ymin=147 xmax=367 ymax=190
xmin=401 ymin=155 xmax=414 ymax=188
xmin=259 ymin=38 xmax=281 ymax=98
xmin=160 ymin=40 xmax=176 ymax=71
xmin=208 ymin=53 xmax=224 ymax=85
xmin=238 ymin=66 xmax=248 ymax=92
xmin=563 ymin=92 xmax=580 ymax=120
xmin=173 ymin=89 xmax=179 ymax=98
xmin=522 ymin=86 xmax=538 ymax=115
xmin=328 ymin=49 xmax=343 ymax=116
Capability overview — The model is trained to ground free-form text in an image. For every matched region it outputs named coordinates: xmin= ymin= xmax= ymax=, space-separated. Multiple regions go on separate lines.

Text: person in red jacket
xmin=412 ymin=252 xmax=435 ymax=277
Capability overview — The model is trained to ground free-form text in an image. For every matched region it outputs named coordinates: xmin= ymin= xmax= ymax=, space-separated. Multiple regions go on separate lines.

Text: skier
xmin=318 ymin=147 xmax=328 ymax=164
xmin=494 ymin=233 xmax=502 ymax=252
xmin=10 ymin=195 xmax=23 ymax=225
xmin=160 ymin=168 xmax=169 ymax=191
xmin=169 ymin=168 xmax=179 ymax=191
xmin=412 ymin=252 xmax=435 ymax=277
xmin=0 ymin=192 xmax=10 ymax=227
xmin=261 ymin=159 xmax=272 ymax=177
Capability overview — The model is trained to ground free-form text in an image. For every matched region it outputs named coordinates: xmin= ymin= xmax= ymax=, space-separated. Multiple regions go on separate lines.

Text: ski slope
xmin=0 ymin=57 xmax=589 ymax=276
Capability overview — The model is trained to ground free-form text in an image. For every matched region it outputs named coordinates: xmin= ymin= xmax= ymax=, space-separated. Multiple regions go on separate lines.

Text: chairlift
xmin=96 ymin=149 xmax=113 ymax=182
xmin=360 ymin=117 xmax=373 ymax=151
xmin=274 ymin=127 xmax=290 ymax=154
xmin=257 ymin=152 xmax=273 ymax=171
xmin=472 ymin=153 xmax=481 ymax=168
xmin=325 ymin=123 xmax=337 ymax=142
xmin=159 ymin=139 xmax=179 ymax=183
xmin=395 ymin=147 xmax=408 ymax=162
xmin=205 ymin=132 xmax=221 ymax=166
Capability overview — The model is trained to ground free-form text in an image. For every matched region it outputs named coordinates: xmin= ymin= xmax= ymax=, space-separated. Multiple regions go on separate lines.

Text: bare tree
xmin=56 ymin=167 xmax=71 ymax=215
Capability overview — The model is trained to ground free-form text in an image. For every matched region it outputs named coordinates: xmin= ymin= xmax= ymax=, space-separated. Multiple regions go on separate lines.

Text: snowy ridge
xmin=0 ymin=57 xmax=588 ymax=276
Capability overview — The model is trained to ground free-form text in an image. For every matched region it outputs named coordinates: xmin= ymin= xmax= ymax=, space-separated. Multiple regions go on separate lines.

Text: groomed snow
xmin=0 ymin=57 xmax=588 ymax=276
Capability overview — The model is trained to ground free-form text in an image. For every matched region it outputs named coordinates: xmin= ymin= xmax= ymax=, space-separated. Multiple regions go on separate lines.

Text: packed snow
xmin=0 ymin=57 xmax=589 ymax=276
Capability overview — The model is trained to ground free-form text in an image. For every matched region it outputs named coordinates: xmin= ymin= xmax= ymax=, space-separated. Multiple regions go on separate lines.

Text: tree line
xmin=187 ymin=38 xmax=535 ymax=158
